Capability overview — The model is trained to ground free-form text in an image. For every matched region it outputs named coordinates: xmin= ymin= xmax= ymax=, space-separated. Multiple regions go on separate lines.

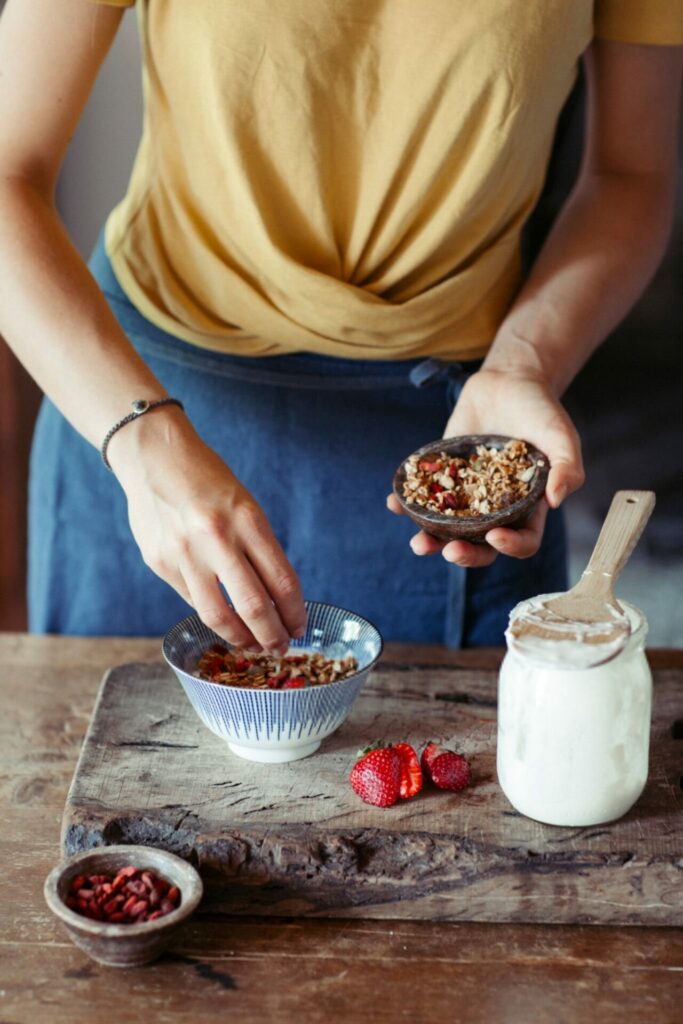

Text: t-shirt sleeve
xmin=595 ymin=1 xmax=683 ymax=45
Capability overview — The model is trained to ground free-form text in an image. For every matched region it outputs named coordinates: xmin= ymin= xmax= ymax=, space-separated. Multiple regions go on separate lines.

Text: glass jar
xmin=497 ymin=598 xmax=651 ymax=827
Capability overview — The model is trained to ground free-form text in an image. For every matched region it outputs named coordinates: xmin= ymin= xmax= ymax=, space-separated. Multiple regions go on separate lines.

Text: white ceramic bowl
xmin=162 ymin=601 xmax=383 ymax=763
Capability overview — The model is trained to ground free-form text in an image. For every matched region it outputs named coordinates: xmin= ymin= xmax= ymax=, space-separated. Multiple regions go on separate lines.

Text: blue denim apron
xmin=27 ymin=233 xmax=567 ymax=645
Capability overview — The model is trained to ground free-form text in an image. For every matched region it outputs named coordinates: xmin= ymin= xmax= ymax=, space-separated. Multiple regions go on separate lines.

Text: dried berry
xmin=64 ymin=866 xmax=181 ymax=925
xmin=195 ymin=648 xmax=358 ymax=690
xmin=402 ymin=440 xmax=542 ymax=517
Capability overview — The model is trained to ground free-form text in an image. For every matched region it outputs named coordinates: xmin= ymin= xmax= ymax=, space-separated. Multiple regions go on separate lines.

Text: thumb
xmin=543 ymin=414 xmax=585 ymax=508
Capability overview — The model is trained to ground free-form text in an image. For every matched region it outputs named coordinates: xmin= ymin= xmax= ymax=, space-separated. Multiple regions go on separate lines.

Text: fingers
xmin=441 ymin=539 xmax=498 ymax=568
xmin=540 ymin=409 xmax=585 ymax=508
xmin=179 ymin=558 xmax=261 ymax=651
xmin=190 ymin=500 xmax=305 ymax=654
xmin=483 ymin=499 xmax=548 ymax=559
xmin=214 ymin=551 xmax=294 ymax=655
xmin=409 ymin=530 xmax=445 ymax=556
xmin=546 ymin=457 xmax=584 ymax=509
xmin=386 ymin=493 xmax=404 ymax=515
xmin=248 ymin=552 xmax=307 ymax=638
xmin=395 ymin=496 xmax=548 ymax=566
xmin=245 ymin=528 xmax=307 ymax=640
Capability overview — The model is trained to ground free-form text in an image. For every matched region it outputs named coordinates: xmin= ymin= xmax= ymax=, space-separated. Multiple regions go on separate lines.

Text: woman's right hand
xmin=107 ymin=404 xmax=306 ymax=654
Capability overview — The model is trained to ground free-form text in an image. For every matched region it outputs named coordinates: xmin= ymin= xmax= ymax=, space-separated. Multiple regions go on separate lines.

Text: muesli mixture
xmin=402 ymin=439 xmax=541 ymax=516
xmin=195 ymin=644 xmax=358 ymax=689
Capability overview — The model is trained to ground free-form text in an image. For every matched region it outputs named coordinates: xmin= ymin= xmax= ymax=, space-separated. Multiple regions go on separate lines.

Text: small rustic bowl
xmin=392 ymin=434 xmax=549 ymax=543
xmin=44 ymin=845 xmax=203 ymax=968
xmin=163 ymin=600 xmax=383 ymax=764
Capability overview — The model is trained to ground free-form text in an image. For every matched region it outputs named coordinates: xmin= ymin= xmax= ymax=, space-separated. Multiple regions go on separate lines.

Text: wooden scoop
xmin=509 ymin=490 xmax=655 ymax=665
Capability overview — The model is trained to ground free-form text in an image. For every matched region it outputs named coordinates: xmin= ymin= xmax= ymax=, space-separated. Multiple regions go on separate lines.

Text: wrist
xmin=483 ymin=327 xmax=566 ymax=395
xmin=106 ymin=401 xmax=195 ymax=489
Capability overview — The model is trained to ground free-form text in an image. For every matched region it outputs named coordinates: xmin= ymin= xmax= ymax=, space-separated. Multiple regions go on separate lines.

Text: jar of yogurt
xmin=497 ymin=597 xmax=651 ymax=827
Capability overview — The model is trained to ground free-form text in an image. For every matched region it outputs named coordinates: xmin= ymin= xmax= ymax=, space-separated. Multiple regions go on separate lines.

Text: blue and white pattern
xmin=162 ymin=601 xmax=383 ymax=762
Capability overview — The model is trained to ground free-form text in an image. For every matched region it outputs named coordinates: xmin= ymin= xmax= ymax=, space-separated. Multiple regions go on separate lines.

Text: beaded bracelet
xmin=100 ymin=398 xmax=185 ymax=470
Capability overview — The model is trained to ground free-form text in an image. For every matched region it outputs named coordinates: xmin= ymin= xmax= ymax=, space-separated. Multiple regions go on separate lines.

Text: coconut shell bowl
xmin=392 ymin=434 xmax=549 ymax=544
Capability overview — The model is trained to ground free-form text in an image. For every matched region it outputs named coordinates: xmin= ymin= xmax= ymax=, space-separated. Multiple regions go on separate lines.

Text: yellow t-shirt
xmin=91 ymin=1 xmax=683 ymax=360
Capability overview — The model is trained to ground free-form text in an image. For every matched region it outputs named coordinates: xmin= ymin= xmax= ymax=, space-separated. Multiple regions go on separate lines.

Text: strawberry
xmin=421 ymin=741 xmax=471 ymax=792
xmin=282 ymin=676 xmax=306 ymax=689
xmin=393 ymin=742 xmax=423 ymax=799
xmin=350 ymin=742 xmax=401 ymax=807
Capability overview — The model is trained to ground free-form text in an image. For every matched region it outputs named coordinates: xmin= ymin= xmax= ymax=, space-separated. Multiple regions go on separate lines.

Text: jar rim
xmin=505 ymin=595 xmax=649 ymax=670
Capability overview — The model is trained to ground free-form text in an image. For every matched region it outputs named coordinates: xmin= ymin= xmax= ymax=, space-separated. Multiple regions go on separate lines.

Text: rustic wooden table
xmin=1 ymin=634 xmax=681 ymax=1024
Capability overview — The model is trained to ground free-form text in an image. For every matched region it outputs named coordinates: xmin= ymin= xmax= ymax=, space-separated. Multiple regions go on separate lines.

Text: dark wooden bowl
xmin=392 ymin=435 xmax=549 ymax=544
xmin=44 ymin=846 xmax=203 ymax=967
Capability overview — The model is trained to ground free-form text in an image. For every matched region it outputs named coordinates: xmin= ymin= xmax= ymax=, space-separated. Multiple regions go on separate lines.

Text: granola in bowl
xmin=402 ymin=439 xmax=540 ymax=517
xmin=392 ymin=434 xmax=549 ymax=543
xmin=195 ymin=644 xmax=358 ymax=690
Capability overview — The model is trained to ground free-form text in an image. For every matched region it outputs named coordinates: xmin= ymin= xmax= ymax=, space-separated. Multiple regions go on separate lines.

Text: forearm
xmin=485 ymin=167 xmax=676 ymax=395
xmin=0 ymin=176 xmax=168 ymax=449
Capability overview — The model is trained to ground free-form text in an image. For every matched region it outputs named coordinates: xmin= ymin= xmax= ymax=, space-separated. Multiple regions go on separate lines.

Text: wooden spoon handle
xmin=578 ymin=490 xmax=656 ymax=598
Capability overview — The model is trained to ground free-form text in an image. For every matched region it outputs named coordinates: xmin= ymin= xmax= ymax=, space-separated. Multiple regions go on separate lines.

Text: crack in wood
xmin=433 ymin=692 xmax=497 ymax=708
xmin=112 ymin=741 xmax=200 ymax=750
xmin=174 ymin=809 xmax=196 ymax=831
xmin=378 ymin=662 xmax=494 ymax=674
xmin=166 ymin=953 xmax=237 ymax=991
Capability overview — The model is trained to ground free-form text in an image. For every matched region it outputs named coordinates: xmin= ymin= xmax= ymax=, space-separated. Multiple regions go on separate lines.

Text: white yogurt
xmin=506 ymin=592 xmax=631 ymax=669
xmin=497 ymin=596 xmax=651 ymax=827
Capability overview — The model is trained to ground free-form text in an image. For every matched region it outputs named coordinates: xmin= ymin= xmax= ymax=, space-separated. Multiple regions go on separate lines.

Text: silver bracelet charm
xmin=100 ymin=398 xmax=185 ymax=470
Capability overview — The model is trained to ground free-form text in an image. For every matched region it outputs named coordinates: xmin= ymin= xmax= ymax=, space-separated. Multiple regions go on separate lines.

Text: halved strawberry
xmin=350 ymin=743 xmax=401 ymax=807
xmin=421 ymin=741 xmax=471 ymax=792
xmin=393 ymin=742 xmax=423 ymax=799
xmin=420 ymin=741 xmax=441 ymax=775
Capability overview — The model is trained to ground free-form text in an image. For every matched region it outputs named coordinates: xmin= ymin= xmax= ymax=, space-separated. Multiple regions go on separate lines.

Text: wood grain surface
xmin=1 ymin=634 xmax=682 ymax=1023
xmin=63 ymin=659 xmax=683 ymax=925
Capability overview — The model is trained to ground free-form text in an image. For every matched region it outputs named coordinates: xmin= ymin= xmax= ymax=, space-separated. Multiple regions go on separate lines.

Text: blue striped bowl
xmin=162 ymin=601 xmax=383 ymax=763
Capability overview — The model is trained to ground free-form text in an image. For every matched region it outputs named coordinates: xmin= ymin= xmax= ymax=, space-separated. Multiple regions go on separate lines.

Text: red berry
xmin=350 ymin=743 xmax=401 ymax=807
xmin=421 ymin=742 xmax=471 ymax=792
xmin=442 ymin=492 xmax=463 ymax=510
xmin=233 ymin=658 xmax=250 ymax=672
xmin=392 ymin=742 xmax=423 ymax=799
xmin=282 ymin=676 xmax=306 ymax=689
xmin=420 ymin=741 xmax=441 ymax=775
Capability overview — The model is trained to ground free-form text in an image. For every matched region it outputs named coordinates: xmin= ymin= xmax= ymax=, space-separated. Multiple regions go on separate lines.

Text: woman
xmin=0 ymin=1 xmax=680 ymax=649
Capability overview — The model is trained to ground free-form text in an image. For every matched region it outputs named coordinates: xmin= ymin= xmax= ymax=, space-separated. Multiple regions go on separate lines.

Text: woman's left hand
xmin=386 ymin=367 xmax=585 ymax=567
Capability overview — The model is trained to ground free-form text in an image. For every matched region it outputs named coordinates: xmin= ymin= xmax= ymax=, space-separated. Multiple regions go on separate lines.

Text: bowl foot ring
xmin=227 ymin=740 xmax=321 ymax=763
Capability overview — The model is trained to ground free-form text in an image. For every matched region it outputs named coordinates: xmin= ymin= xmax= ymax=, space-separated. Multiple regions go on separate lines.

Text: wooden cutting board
xmin=62 ymin=660 xmax=683 ymax=925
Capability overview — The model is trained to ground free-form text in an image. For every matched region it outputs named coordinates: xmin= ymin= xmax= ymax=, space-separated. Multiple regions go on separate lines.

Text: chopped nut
xmin=401 ymin=440 xmax=536 ymax=517
xmin=195 ymin=645 xmax=358 ymax=689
